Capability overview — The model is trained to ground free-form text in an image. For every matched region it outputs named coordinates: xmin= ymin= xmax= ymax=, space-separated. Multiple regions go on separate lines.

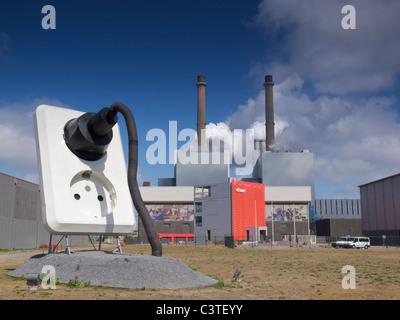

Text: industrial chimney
xmin=264 ymin=75 xmax=275 ymax=151
xmin=196 ymin=75 xmax=207 ymax=152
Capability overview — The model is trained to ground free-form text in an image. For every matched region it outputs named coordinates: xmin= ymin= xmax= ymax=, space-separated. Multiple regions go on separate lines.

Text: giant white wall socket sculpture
xmin=34 ymin=105 xmax=136 ymax=235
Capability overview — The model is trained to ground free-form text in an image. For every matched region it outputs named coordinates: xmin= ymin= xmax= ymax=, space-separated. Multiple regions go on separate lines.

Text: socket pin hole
xmin=97 ymin=195 xmax=104 ymax=202
xmin=74 ymin=193 xmax=81 ymax=200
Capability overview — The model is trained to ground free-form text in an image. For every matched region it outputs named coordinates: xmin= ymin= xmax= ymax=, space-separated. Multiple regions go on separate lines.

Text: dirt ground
xmin=1 ymin=244 xmax=400 ymax=300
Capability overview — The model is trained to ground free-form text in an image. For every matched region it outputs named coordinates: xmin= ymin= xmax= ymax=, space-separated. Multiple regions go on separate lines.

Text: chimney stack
xmin=196 ymin=75 xmax=207 ymax=151
xmin=264 ymin=75 xmax=275 ymax=151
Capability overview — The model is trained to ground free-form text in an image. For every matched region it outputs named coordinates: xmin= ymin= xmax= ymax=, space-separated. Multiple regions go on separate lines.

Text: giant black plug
xmin=63 ymin=108 xmax=118 ymax=161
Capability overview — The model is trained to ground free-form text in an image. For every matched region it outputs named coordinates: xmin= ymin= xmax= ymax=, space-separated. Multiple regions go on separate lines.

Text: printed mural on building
xmin=266 ymin=204 xmax=309 ymax=221
xmin=146 ymin=204 xmax=194 ymax=222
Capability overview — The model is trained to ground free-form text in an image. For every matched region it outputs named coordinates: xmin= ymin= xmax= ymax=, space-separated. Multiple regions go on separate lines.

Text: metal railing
xmin=129 ymin=234 xmax=400 ymax=248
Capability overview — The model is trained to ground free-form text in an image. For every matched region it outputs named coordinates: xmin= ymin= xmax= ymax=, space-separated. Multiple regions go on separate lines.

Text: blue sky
xmin=1 ymin=0 xmax=400 ymax=199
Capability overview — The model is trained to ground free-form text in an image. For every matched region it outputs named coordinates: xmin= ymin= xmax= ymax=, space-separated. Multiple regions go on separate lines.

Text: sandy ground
xmin=1 ymin=244 xmax=400 ymax=300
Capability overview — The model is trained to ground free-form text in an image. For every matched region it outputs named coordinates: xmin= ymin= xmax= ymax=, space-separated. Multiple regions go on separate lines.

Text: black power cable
xmin=107 ymin=102 xmax=162 ymax=257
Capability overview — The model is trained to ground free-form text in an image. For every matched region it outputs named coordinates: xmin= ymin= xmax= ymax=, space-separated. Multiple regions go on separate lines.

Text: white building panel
xmin=265 ymin=186 xmax=311 ymax=203
xmin=139 ymin=186 xmax=194 ymax=203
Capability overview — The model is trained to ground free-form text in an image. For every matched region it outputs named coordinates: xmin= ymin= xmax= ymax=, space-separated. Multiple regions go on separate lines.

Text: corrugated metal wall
xmin=360 ymin=174 xmax=400 ymax=235
xmin=312 ymin=199 xmax=361 ymax=220
xmin=0 ymin=173 xmax=87 ymax=250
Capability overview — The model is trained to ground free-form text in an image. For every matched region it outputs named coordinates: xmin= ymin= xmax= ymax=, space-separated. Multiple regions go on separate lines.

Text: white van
xmin=332 ymin=236 xmax=370 ymax=249
xmin=344 ymin=237 xmax=370 ymax=249
xmin=332 ymin=237 xmax=353 ymax=248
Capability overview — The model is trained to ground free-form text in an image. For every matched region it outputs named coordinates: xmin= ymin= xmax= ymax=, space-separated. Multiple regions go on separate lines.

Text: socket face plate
xmin=34 ymin=105 xmax=136 ymax=235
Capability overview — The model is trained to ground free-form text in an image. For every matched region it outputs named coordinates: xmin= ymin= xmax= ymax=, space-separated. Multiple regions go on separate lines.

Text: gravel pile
xmin=8 ymin=250 xmax=218 ymax=289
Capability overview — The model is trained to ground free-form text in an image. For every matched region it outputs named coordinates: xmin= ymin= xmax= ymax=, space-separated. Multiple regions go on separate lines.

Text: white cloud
xmin=216 ymin=0 xmax=400 ymax=198
xmin=249 ymin=0 xmax=400 ymax=94
xmin=200 ymin=1 xmax=400 ymax=197
xmin=216 ymin=73 xmax=400 ymax=197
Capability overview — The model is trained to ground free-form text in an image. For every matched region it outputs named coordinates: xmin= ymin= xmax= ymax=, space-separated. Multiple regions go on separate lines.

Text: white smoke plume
xmin=202 ymin=73 xmax=400 ymax=197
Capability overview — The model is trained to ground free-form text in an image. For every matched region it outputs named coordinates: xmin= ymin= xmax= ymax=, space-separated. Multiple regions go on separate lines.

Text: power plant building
xmin=253 ymin=150 xmax=315 ymax=199
xmin=138 ymin=74 xmax=315 ymax=244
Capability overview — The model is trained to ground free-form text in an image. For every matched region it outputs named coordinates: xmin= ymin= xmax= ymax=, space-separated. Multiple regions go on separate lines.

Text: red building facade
xmin=231 ymin=180 xmax=266 ymax=240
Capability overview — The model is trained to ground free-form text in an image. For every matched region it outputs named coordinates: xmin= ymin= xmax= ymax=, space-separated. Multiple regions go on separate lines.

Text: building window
xmin=195 ymin=216 xmax=202 ymax=227
xmin=194 ymin=186 xmax=211 ymax=198
xmin=203 ymin=186 xmax=211 ymax=197
xmin=194 ymin=187 xmax=203 ymax=198
xmin=195 ymin=202 xmax=202 ymax=213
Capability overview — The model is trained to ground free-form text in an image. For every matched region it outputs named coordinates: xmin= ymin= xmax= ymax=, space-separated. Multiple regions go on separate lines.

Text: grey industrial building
xmin=0 ymin=172 xmax=87 ymax=250
xmin=359 ymin=173 xmax=400 ymax=245
xmin=311 ymin=198 xmax=362 ymax=238
xmin=312 ymin=198 xmax=361 ymax=220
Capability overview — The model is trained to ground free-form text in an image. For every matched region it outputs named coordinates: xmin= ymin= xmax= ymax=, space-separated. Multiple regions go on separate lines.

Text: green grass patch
xmin=67 ymin=276 xmax=91 ymax=288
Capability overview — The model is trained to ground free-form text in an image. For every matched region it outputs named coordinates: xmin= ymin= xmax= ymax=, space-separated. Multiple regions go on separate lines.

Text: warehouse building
xmin=0 ymin=172 xmax=87 ymax=250
xmin=312 ymin=198 xmax=361 ymax=220
xmin=311 ymin=198 xmax=362 ymax=239
xmin=359 ymin=173 xmax=400 ymax=245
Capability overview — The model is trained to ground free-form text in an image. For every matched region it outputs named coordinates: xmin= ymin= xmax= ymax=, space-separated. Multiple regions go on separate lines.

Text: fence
xmin=132 ymin=234 xmax=400 ymax=248
xmin=370 ymin=236 xmax=400 ymax=247
xmin=145 ymin=234 xmax=319 ymax=248
xmin=156 ymin=236 xmax=225 ymax=246
xmin=316 ymin=235 xmax=400 ymax=247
